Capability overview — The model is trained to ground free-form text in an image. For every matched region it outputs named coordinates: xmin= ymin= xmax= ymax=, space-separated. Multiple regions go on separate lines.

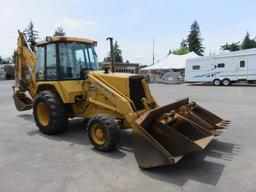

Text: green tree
xmin=12 ymin=50 xmax=17 ymax=64
xmin=139 ymin=64 xmax=148 ymax=69
xmin=187 ymin=20 xmax=205 ymax=56
xmin=23 ymin=21 xmax=39 ymax=51
xmin=105 ymin=41 xmax=123 ymax=63
xmin=180 ymin=39 xmax=188 ymax=49
xmin=113 ymin=41 xmax=123 ymax=62
xmin=0 ymin=56 xmax=5 ymax=64
xmin=172 ymin=47 xmax=189 ymax=55
xmin=0 ymin=56 xmax=9 ymax=64
xmin=6 ymin=57 xmax=12 ymax=64
xmin=53 ymin=26 xmax=66 ymax=36
xmin=221 ymin=42 xmax=241 ymax=51
xmin=241 ymin=32 xmax=256 ymax=49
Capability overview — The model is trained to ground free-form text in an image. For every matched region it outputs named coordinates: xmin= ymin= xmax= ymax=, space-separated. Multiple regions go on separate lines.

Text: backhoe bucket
xmin=132 ymin=98 xmax=230 ymax=169
xmin=13 ymin=87 xmax=32 ymax=111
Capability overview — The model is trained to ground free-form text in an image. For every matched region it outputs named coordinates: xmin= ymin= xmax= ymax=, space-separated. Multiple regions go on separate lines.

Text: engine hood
xmin=90 ymin=71 xmax=145 ymax=98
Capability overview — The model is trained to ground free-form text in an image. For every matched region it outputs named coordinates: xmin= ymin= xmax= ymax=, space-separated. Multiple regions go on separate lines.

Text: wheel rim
xmin=37 ymin=102 xmax=50 ymax=126
xmin=223 ymin=80 xmax=229 ymax=86
xmin=91 ymin=123 xmax=106 ymax=145
xmin=214 ymin=80 xmax=220 ymax=86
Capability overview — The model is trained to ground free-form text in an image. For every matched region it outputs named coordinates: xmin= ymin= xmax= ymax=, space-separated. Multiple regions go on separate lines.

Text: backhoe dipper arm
xmin=13 ymin=31 xmax=37 ymax=111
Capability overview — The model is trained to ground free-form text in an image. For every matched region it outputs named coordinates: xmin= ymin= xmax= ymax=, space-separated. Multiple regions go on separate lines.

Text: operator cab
xmin=35 ymin=36 xmax=98 ymax=81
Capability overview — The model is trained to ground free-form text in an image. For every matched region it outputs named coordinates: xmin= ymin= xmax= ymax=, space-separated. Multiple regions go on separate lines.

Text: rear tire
xmin=213 ymin=79 xmax=221 ymax=86
xmin=87 ymin=114 xmax=120 ymax=152
xmin=33 ymin=90 xmax=68 ymax=135
xmin=222 ymin=78 xmax=231 ymax=86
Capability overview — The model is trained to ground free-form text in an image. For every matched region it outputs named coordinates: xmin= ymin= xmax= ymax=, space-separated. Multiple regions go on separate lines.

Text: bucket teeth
xmin=216 ymin=121 xmax=231 ymax=129
xmin=133 ymin=98 xmax=230 ymax=169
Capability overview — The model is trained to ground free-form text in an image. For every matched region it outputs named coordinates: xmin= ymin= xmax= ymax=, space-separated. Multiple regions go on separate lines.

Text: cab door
xmin=35 ymin=44 xmax=58 ymax=81
xmin=45 ymin=44 xmax=57 ymax=80
xmin=35 ymin=46 xmax=45 ymax=80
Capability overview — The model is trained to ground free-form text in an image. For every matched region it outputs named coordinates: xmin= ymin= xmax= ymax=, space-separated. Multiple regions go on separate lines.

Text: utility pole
xmin=152 ymin=38 xmax=155 ymax=65
xmin=106 ymin=37 xmax=115 ymax=72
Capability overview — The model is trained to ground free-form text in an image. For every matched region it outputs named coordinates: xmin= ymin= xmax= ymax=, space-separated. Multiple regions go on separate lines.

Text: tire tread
xmin=87 ymin=114 xmax=120 ymax=152
xmin=33 ymin=90 xmax=68 ymax=135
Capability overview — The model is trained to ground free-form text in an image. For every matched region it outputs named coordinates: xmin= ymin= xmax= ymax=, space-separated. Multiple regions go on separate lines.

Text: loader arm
xmin=13 ymin=31 xmax=37 ymax=111
xmin=87 ymin=72 xmax=138 ymax=124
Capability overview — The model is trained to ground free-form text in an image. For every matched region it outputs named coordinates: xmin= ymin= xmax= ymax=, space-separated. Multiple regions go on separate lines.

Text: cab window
xmin=46 ymin=44 xmax=57 ymax=80
xmin=59 ymin=42 xmax=98 ymax=80
xmin=36 ymin=46 xmax=45 ymax=80
xmin=87 ymin=47 xmax=98 ymax=70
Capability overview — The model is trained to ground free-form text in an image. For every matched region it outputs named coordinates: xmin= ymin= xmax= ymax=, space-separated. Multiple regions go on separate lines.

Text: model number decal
xmin=95 ymin=81 xmax=117 ymax=99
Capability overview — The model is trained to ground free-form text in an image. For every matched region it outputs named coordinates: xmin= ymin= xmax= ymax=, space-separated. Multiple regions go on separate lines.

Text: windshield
xmin=59 ymin=42 xmax=98 ymax=79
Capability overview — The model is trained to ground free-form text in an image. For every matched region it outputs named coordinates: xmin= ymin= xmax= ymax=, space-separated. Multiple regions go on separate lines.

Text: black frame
xmin=217 ymin=63 xmax=225 ymax=68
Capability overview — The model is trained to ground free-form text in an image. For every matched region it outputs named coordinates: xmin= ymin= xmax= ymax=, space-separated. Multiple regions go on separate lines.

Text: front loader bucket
xmin=132 ymin=98 xmax=230 ymax=169
xmin=13 ymin=88 xmax=32 ymax=111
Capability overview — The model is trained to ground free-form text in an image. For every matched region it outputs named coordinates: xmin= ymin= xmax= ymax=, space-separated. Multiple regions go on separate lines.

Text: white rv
xmin=185 ymin=48 xmax=256 ymax=86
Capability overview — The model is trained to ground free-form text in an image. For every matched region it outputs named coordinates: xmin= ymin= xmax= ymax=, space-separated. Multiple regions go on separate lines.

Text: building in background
xmin=99 ymin=62 xmax=140 ymax=74
xmin=114 ymin=62 xmax=140 ymax=74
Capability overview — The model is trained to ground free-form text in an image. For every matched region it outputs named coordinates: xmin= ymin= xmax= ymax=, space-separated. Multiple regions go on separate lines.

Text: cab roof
xmin=36 ymin=36 xmax=97 ymax=46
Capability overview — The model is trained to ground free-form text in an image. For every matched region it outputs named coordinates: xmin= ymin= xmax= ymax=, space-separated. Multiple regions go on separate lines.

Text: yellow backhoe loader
xmin=13 ymin=31 xmax=230 ymax=169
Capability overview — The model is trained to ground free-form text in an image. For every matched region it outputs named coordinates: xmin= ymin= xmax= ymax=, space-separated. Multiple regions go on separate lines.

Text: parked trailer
xmin=185 ymin=49 xmax=256 ymax=86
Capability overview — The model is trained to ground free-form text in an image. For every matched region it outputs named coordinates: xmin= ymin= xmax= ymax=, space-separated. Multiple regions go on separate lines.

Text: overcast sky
xmin=1 ymin=0 xmax=256 ymax=64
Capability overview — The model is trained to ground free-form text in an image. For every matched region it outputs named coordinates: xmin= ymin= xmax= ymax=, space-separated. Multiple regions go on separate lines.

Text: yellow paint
xmin=37 ymin=36 xmax=97 ymax=46
xmin=37 ymin=102 xmax=49 ymax=126
xmin=15 ymin=31 xmax=37 ymax=98
xmin=91 ymin=123 xmax=106 ymax=145
xmin=36 ymin=81 xmax=84 ymax=103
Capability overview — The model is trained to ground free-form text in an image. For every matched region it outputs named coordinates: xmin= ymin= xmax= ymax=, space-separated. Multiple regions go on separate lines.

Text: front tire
xmin=33 ymin=90 xmax=68 ymax=135
xmin=213 ymin=79 xmax=221 ymax=86
xmin=87 ymin=114 xmax=120 ymax=152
